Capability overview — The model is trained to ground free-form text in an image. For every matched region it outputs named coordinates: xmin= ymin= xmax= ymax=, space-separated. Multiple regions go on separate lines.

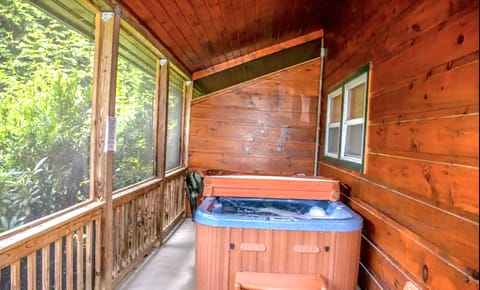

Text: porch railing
xmin=0 ymin=168 xmax=187 ymax=290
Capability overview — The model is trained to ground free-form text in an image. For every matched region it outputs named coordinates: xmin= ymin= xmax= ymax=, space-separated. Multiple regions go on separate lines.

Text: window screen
xmin=0 ymin=0 xmax=95 ymax=231
xmin=166 ymin=68 xmax=186 ymax=171
xmin=113 ymin=27 xmax=156 ymax=191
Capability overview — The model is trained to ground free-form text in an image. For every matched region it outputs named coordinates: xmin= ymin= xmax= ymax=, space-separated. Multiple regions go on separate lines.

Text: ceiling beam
xmin=192 ymin=29 xmax=324 ymax=80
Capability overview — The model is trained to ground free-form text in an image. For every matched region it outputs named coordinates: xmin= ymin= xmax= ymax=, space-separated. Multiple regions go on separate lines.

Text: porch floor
xmin=117 ymin=219 xmax=196 ymax=290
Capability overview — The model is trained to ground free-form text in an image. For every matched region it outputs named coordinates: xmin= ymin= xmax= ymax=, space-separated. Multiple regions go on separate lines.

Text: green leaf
xmin=0 ymin=216 xmax=8 ymax=228
xmin=10 ymin=215 xmax=17 ymax=228
xmin=33 ymin=156 xmax=48 ymax=172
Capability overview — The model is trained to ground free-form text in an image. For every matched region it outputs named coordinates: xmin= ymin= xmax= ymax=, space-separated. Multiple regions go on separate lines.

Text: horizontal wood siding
xmin=189 ymin=59 xmax=321 ymax=175
xmin=319 ymin=0 xmax=479 ymax=289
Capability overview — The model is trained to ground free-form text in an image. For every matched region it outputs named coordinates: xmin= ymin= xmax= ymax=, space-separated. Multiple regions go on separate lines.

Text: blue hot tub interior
xmin=195 ymin=197 xmax=363 ymax=232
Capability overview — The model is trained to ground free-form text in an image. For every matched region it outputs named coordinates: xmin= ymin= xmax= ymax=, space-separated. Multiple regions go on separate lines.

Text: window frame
xmin=323 ymin=64 xmax=370 ymax=172
xmin=325 ymin=87 xmax=343 ymax=158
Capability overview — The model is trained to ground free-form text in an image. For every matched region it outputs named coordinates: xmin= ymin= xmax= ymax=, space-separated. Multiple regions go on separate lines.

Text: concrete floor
xmin=117 ymin=219 xmax=195 ymax=290
xmin=117 ymin=219 xmax=362 ymax=290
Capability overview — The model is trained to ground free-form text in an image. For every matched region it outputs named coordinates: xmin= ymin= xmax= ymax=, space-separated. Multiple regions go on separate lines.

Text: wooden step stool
xmin=234 ymin=272 xmax=328 ymax=290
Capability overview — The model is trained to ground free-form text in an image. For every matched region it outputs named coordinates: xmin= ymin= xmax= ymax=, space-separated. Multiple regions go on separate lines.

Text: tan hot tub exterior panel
xmin=195 ymin=223 xmax=362 ymax=290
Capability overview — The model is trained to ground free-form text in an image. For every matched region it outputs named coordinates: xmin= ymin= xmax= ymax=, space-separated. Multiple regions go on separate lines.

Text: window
xmin=113 ymin=26 xmax=157 ymax=190
xmin=0 ymin=0 xmax=95 ymax=232
xmin=166 ymin=68 xmax=187 ymax=171
xmin=324 ymin=64 xmax=369 ymax=172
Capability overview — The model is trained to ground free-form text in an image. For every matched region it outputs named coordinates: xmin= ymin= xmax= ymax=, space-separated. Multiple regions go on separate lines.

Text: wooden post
xmin=90 ymin=6 xmax=120 ymax=290
xmin=155 ymin=59 xmax=169 ymax=244
xmin=155 ymin=58 xmax=169 ymax=179
xmin=183 ymin=81 xmax=193 ymax=168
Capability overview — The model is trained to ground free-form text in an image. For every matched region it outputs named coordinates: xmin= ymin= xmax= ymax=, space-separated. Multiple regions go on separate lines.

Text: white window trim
xmin=324 ymin=87 xmax=342 ymax=158
xmin=340 ymin=72 xmax=367 ymax=164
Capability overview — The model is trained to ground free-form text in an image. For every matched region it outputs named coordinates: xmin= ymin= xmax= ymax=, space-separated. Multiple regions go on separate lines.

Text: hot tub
xmin=194 ymin=175 xmax=363 ymax=290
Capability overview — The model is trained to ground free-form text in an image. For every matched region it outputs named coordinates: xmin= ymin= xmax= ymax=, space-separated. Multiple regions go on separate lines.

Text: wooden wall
xmin=188 ymin=58 xmax=321 ymax=175
xmin=318 ymin=0 xmax=479 ymax=289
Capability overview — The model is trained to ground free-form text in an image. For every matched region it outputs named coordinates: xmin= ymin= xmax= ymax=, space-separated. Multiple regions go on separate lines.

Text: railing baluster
xmin=66 ymin=232 xmax=73 ymax=290
xmin=113 ymin=207 xmax=119 ymax=277
xmin=77 ymin=227 xmax=84 ymax=290
xmin=119 ymin=204 xmax=125 ymax=271
xmin=11 ymin=261 xmax=20 ymax=290
xmin=94 ymin=218 xmax=101 ymax=290
xmin=1 ymin=171 xmax=186 ymax=290
xmin=85 ymin=222 xmax=93 ymax=290
xmin=138 ymin=196 xmax=144 ymax=253
xmin=42 ymin=245 xmax=50 ymax=290
xmin=132 ymin=199 xmax=138 ymax=260
xmin=54 ymin=239 xmax=62 ymax=290
xmin=27 ymin=253 xmax=36 ymax=290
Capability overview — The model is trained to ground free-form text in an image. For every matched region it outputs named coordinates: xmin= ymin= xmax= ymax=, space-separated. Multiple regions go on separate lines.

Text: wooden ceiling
xmin=118 ymin=0 xmax=334 ymax=93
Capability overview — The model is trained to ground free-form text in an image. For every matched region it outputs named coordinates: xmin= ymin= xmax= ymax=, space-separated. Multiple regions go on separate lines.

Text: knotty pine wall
xmin=318 ymin=0 xmax=479 ymax=289
xmin=188 ymin=58 xmax=320 ymax=175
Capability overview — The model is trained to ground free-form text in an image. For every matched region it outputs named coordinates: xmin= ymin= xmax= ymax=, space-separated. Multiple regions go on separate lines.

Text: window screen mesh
xmin=166 ymin=68 xmax=186 ymax=170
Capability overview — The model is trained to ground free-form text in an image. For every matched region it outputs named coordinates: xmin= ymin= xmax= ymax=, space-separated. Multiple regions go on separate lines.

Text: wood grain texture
xmin=189 ymin=59 xmax=320 ymax=175
xmin=366 ymin=153 xmax=479 ymax=216
xmin=349 ymin=195 xmax=478 ymax=289
xmin=66 ymin=232 xmax=74 ymax=290
xmin=42 ymin=246 xmax=50 ymax=290
xmin=234 ymin=272 xmax=327 ymax=290
xmin=196 ymin=224 xmax=361 ymax=290
xmin=189 ymin=119 xmax=316 ymax=143
xmin=192 ymin=29 xmax=323 ymax=80
xmin=76 ymin=227 xmax=84 ymax=290
xmin=195 ymin=224 xmax=231 ymax=290
xmin=109 ymin=175 xmax=182 ymax=289
xmin=184 ymin=82 xmax=194 ymax=168
xmin=372 ymin=7 xmax=478 ymax=93
xmin=189 ymin=151 xmax=314 ymax=176
xmin=27 ymin=253 xmax=35 ymax=290
xmin=90 ymin=10 xmax=120 ymax=290
xmin=119 ymin=0 xmax=327 ymax=73
xmin=369 ymin=56 xmax=479 ymax=123
xmin=319 ymin=162 xmax=479 ymax=287
xmin=357 ymin=262 xmax=384 ymax=290
xmin=368 ymin=113 xmax=479 ymax=167
xmin=154 ymin=60 xmax=169 ymax=178
xmin=202 ymin=175 xmax=340 ymax=200
xmin=318 ymin=0 xmax=479 ymax=288
xmin=54 ymin=240 xmax=62 ymax=290
xmin=11 ymin=261 xmax=20 ymax=290
xmin=190 ymin=137 xmax=315 ymax=158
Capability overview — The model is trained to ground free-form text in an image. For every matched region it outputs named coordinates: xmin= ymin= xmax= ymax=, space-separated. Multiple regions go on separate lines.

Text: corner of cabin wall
xmin=318 ymin=0 xmax=479 ymax=288
xmin=189 ymin=58 xmax=322 ymax=176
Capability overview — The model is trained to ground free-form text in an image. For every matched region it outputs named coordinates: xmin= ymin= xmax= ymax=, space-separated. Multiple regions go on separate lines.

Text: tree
xmin=0 ymin=0 xmax=93 ymax=231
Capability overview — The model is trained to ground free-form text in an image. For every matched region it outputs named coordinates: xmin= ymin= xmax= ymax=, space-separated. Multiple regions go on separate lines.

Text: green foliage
xmin=0 ymin=0 xmax=164 ymax=232
xmin=0 ymin=0 xmax=93 ymax=231
xmin=185 ymin=171 xmax=202 ymax=219
xmin=113 ymin=46 xmax=156 ymax=190
xmin=166 ymin=69 xmax=185 ymax=170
